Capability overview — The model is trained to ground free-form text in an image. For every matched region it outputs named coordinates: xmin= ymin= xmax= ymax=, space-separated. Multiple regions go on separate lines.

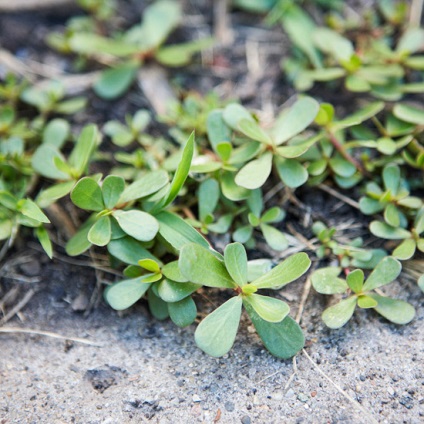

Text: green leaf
xmin=396 ymin=27 xmax=424 ymax=54
xmin=245 ymin=306 xmax=304 ymax=359
xmin=362 ymin=256 xmax=402 ymax=291
xmin=155 ymin=38 xmax=214 ymax=66
xmin=206 ymin=110 xmax=232 ymax=151
xmin=222 ymin=104 xmax=254 ymax=130
xmin=102 ymin=176 xmax=125 ymax=209
xmin=322 ymin=296 xmax=357 ymax=329
xmin=68 ymin=124 xmax=98 ymax=177
xmin=382 ymin=164 xmax=400 ymax=194
xmin=252 ymin=252 xmax=311 ymax=289
xmin=235 ymin=152 xmax=272 ymax=190
xmin=31 ymin=145 xmax=69 ymax=180
xmin=224 ymin=242 xmax=248 ymax=286
xmin=107 ymin=236 xmax=158 ymax=265
xmin=119 ymin=170 xmax=169 ymax=204
xmin=112 ymin=210 xmax=159 ymax=241
xmin=393 ymin=239 xmax=416 ymax=260
xmin=35 ymin=226 xmax=53 ymax=259
xmin=138 ymin=259 xmax=161 ymax=273
xmin=36 ymin=181 xmax=75 ymax=208
xmin=281 ymin=5 xmax=321 ymax=67
xmin=311 ymin=267 xmax=347 ymax=294
xmin=128 ymin=0 xmax=181 ymax=51
xmin=157 ymin=279 xmax=200 ymax=303
xmin=329 ymin=157 xmax=356 ymax=178
xmin=55 ymin=97 xmax=87 ymax=115
xmin=334 ymin=102 xmax=385 ymax=130
xmin=238 ymin=119 xmax=272 ymax=144
xmin=65 ymin=217 xmax=95 ymax=256
xmin=71 ymin=178 xmax=104 ymax=211
xmin=359 ymin=197 xmax=384 ymax=215
xmin=198 ymin=178 xmax=220 ymax=222
xmin=42 ymin=118 xmax=69 ymax=148
xmin=168 ymin=297 xmax=197 ymax=327
xmin=276 ymin=136 xmax=320 ymax=158
xmin=275 ymin=157 xmax=308 ymax=188
xmin=393 ymin=103 xmax=424 ymax=125
xmin=88 ymin=215 xmax=111 ymax=246
xmin=261 ymin=207 xmax=285 ymax=224
xmin=357 ymin=295 xmax=378 ymax=309
xmin=156 ymin=211 xmax=210 ymax=251
xmin=243 ymin=294 xmax=289 ymax=323
xmin=221 ymin=171 xmax=251 ymax=201
xmin=194 ymin=296 xmax=242 ymax=357
xmin=384 ymin=204 xmax=400 ymax=227
xmin=418 ymin=275 xmax=424 ymax=292
xmin=272 ymin=97 xmax=319 ymax=145
xmin=347 ymin=269 xmax=364 ymax=294
xmin=94 ymin=64 xmax=138 ymax=100
xmin=161 ymin=261 xmax=187 ymax=282
xmin=370 ymin=221 xmax=411 ymax=240
xmin=19 ymin=199 xmax=50 ymax=223
xmin=163 ymin=132 xmax=194 ymax=207
xmin=69 ymin=33 xmax=139 ymax=56
xmin=0 ymin=220 xmax=13 ymax=240
xmin=179 ymin=243 xmax=235 ymax=288
xmin=369 ymin=294 xmax=415 ymax=324
xmin=104 ymin=277 xmax=151 ymax=310
xmin=260 ymin=223 xmax=288 ymax=251
xmin=148 ymin=289 xmax=169 ymax=320
xmin=313 ymin=27 xmax=354 ymax=62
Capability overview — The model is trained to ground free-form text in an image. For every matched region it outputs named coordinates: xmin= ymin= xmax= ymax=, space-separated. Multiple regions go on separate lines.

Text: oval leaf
xmin=322 ymin=296 xmax=357 ymax=329
xmin=252 ymin=252 xmax=311 ymax=289
xmin=113 ymin=210 xmax=159 ymax=242
xmin=179 ymin=243 xmax=235 ymax=288
xmin=195 ymin=296 xmax=242 ymax=357
xmin=243 ymin=294 xmax=290 ymax=323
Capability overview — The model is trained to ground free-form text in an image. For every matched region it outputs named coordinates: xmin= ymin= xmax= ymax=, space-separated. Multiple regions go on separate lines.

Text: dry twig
xmin=0 ymin=327 xmax=102 ymax=346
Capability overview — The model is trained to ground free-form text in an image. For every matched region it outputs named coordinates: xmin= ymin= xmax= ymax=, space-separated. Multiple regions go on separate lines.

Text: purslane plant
xmin=312 ymin=257 xmax=415 ymax=329
xmin=48 ymin=1 xmax=213 ymax=99
xmin=179 ymin=243 xmax=311 ymax=358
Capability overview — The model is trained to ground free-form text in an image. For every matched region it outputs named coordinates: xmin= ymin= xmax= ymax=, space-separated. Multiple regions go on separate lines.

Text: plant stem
xmin=327 ymin=131 xmax=366 ymax=175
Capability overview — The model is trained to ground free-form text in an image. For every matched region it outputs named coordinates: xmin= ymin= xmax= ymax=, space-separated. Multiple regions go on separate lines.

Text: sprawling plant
xmin=312 ymin=257 xmax=415 ymax=328
xmin=48 ymin=1 xmax=213 ymax=99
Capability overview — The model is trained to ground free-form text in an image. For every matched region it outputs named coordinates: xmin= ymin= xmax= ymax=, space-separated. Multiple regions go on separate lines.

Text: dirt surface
xmin=0 ymin=243 xmax=423 ymax=424
xmin=0 ymin=1 xmax=423 ymax=423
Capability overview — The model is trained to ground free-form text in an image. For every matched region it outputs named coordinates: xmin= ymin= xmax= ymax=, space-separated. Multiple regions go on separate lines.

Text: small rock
xmin=192 ymin=394 xmax=201 ymax=403
xmin=272 ymin=391 xmax=284 ymax=401
xmin=297 ymin=393 xmax=309 ymax=403
xmin=224 ymin=401 xmax=235 ymax=412
xmin=241 ymin=416 xmax=251 ymax=424
xmin=285 ymin=389 xmax=295 ymax=399
xmin=387 ymin=387 xmax=395 ymax=396
xmin=71 ymin=293 xmax=89 ymax=312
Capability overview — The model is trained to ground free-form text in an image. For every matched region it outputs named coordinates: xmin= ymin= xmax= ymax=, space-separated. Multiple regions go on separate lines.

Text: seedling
xmin=312 ymin=221 xmax=386 ymax=269
xmin=33 ymin=124 xmax=99 ymax=207
xmin=49 ymin=1 xmax=213 ymax=99
xmin=233 ymin=188 xmax=288 ymax=251
xmin=371 ymin=207 xmax=424 ymax=261
xmin=312 ymin=257 xmax=415 ymax=328
xmin=360 ymin=163 xmax=422 ymax=227
xmin=179 ymin=242 xmax=311 ymax=358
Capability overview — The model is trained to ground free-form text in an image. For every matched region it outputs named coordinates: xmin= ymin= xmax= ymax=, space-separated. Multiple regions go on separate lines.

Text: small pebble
xmin=241 ymin=416 xmax=251 ymax=424
xmin=285 ymin=389 xmax=295 ymax=399
xmin=224 ymin=401 xmax=235 ymax=412
xmin=192 ymin=394 xmax=201 ymax=403
xmin=273 ymin=391 xmax=284 ymax=401
xmin=297 ymin=393 xmax=309 ymax=403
